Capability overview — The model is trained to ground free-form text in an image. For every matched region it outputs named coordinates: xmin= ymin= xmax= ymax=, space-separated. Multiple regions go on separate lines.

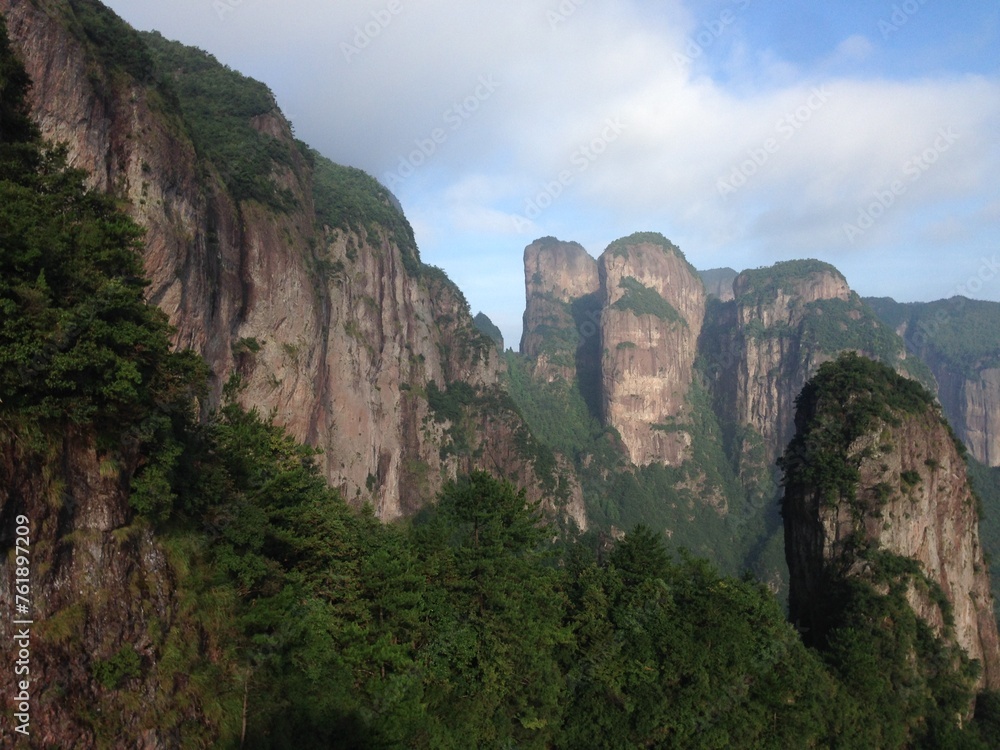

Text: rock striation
xmin=520 ymin=237 xmax=600 ymax=384
xmin=960 ymin=368 xmax=1000 ymax=467
xmin=0 ymin=0 xmax=582 ymax=524
xmin=599 ymin=235 xmax=706 ymax=466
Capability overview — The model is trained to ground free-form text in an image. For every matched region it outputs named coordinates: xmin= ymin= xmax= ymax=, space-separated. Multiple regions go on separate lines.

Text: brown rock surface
xmin=598 ymin=237 xmax=706 ymax=466
xmin=0 ymin=432 xmax=187 ymax=747
xmin=0 ymin=0 xmax=577 ymax=524
xmin=730 ymin=263 xmax=851 ymax=465
xmin=520 ymin=237 xmax=600 ymax=383
xmin=923 ymin=352 xmax=1000 ymax=468
xmin=783 ymin=363 xmax=1000 ymax=693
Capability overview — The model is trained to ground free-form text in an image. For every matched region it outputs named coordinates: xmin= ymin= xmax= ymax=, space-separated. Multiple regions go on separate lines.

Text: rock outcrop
xmin=0 ymin=0 xmax=578 ymax=523
xmin=0 ymin=432 xmax=191 ymax=746
xmin=704 ymin=260 xmax=927 ymax=469
xmin=728 ymin=261 xmax=851 ymax=465
xmin=518 ymin=248 xmax=929 ymax=481
xmin=520 ymin=237 xmax=600 ymax=384
xmin=599 ymin=234 xmax=706 ymax=466
xmin=782 ymin=354 xmax=1000 ymax=693
xmin=960 ymin=368 xmax=1000 ymax=466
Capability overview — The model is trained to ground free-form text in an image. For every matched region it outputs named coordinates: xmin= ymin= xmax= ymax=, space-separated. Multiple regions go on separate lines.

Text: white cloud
xmin=102 ymin=0 xmax=1000 ymax=345
xmin=827 ymin=34 xmax=874 ymax=65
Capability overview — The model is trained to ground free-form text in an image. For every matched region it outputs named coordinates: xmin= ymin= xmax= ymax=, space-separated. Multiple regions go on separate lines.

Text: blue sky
xmin=103 ymin=0 xmax=1000 ymax=347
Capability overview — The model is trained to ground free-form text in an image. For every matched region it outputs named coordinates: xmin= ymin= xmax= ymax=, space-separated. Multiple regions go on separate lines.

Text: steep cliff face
xmin=961 ymin=368 xmax=1000 ymax=466
xmin=930 ymin=358 xmax=1000 ymax=469
xmin=729 ymin=261 xmax=851 ymax=465
xmin=709 ymin=260 xmax=926 ymax=469
xmin=1 ymin=0 xmax=573 ymax=522
xmin=782 ymin=355 xmax=1000 ymax=693
xmin=867 ymin=296 xmax=1000 ymax=468
xmin=0 ymin=433 xmax=208 ymax=746
xmin=599 ymin=234 xmax=706 ymax=466
xmin=520 ymin=237 xmax=600 ymax=384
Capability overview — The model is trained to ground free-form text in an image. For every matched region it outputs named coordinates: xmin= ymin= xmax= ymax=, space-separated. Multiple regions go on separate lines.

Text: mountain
xmin=705 ymin=259 xmax=933 ymax=469
xmin=599 ymin=234 xmax=706 ymax=467
xmin=867 ymin=296 xmax=1000 ymax=467
xmin=0 ymin=0 xmax=584 ymax=527
xmin=698 ymin=267 xmax=737 ymax=301
xmin=781 ymin=354 xmax=1000 ymax=702
xmin=6 ymin=2 xmax=1000 ymax=745
xmin=513 ymin=241 xmax=938 ymax=585
xmin=473 ymin=312 xmax=504 ymax=350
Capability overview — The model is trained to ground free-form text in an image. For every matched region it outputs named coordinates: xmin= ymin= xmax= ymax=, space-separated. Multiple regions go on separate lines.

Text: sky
xmin=103 ymin=0 xmax=1000 ymax=348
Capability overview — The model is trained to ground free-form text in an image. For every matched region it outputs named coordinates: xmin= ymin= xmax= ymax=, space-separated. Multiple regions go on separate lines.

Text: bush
xmin=611 ymin=276 xmax=685 ymax=325
xmin=92 ymin=646 xmax=142 ymax=689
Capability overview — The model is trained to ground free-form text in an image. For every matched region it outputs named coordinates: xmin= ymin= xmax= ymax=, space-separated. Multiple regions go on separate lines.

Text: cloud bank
xmin=105 ymin=0 xmax=1000 ymax=344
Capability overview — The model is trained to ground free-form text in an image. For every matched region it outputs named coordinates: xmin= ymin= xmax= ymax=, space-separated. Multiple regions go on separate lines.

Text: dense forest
xmin=7 ymin=10 xmax=1000 ymax=747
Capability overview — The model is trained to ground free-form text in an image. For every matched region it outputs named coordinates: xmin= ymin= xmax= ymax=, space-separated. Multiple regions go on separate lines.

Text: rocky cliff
xmin=867 ymin=296 xmax=1000 ymax=468
xmin=728 ymin=261 xmax=852 ymax=466
xmin=520 ymin=236 xmax=600 ymax=384
xmin=599 ymin=234 xmax=706 ymax=466
xmin=961 ymin=368 xmax=1000 ymax=466
xmin=520 ymin=250 xmax=930 ymax=477
xmin=705 ymin=260 xmax=928 ymax=471
xmin=782 ymin=354 xmax=1000 ymax=693
xmin=0 ymin=432 xmax=200 ymax=746
xmin=0 ymin=0 xmax=581 ymax=523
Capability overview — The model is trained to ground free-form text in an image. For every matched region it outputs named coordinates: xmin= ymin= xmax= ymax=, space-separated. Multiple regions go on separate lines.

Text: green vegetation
xmin=803 ymin=295 xmax=902 ymax=359
xmin=62 ymin=0 xmax=157 ymax=84
xmin=307 ymin=147 xmax=421 ymax=272
xmin=868 ymin=296 xmax=1000 ymax=377
xmin=473 ymin=312 xmax=503 ymax=348
xmin=611 ymin=276 xmax=685 ymax=325
xmin=141 ymin=32 xmax=298 ymax=210
xmin=737 ymin=259 xmax=845 ymax=306
xmin=92 ymin=646 xmax=142 ymax=690
xmin=0 ymin=60 xmax=203 ymax=477
xmin=780 ymin=353 xmax=937 ymax=506
xmin=970 ymin=460 xmax=1000 ymax=618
